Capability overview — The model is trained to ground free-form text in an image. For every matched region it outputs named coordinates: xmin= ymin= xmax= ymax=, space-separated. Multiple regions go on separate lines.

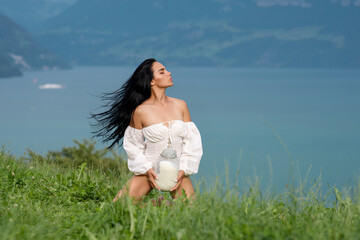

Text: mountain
xmin=34 ymin=0 xmax=360 ymax=68
xmin=0 ymin=0 xmax=77 ymax=31
xmin=0 ymin=54 xmax=22 ymax=78
xmin=0 ymin=12 xmax=70 ymax=78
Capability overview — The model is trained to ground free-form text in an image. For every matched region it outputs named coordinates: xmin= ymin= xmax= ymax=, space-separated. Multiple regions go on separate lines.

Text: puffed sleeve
xmin=123 ymin=126 xmax=153 ymax=175
xmin=179 ymin=122 xmax=203 ymax=175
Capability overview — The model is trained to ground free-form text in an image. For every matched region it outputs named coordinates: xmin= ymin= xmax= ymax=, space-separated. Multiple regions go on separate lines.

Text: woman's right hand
xmin=147 ymin=169 xmax=160 ymax=190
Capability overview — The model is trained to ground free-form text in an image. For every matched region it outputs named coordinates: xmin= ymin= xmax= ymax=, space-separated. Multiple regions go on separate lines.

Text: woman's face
xmin=151 ymin=62 xmax=173 ymax=88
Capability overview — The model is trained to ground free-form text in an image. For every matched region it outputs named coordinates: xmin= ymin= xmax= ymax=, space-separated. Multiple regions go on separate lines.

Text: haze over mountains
xmin=37 ymin=0 xmax=360 ymax=68
xmin=0 ymin=0 xmax=76 ymax=31
xmin=0 ymin=12 xmax=70 ymax=78
xmin=1 ymin=0 xmax=360 ymax=71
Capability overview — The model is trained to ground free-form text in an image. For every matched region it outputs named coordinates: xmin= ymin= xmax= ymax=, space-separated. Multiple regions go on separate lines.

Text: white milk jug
xmin=155 ymin=147 xmax=179 ymax=191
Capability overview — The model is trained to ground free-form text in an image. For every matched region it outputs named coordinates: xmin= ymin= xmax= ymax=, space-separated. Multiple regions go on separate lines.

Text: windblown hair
xmin=90 ymin=58 xmax=157 ymax=149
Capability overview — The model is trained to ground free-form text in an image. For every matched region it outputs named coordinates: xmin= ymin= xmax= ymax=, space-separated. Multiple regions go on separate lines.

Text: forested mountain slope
xmin=0 ymin=12 xmax=70 ymax=78
xmin=30 ymin=0 xmax=360 ymax=68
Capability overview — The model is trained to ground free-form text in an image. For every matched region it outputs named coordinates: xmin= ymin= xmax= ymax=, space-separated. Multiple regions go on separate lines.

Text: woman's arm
xmin=129 ymin=105 xmax=160 ymax=190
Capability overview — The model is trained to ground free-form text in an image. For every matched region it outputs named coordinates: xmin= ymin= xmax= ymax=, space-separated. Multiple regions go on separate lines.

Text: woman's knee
xmin=182 ymin=177 xmax=195 ymax=195
xmin=172 ymin=176 xmax=195 ymax=199
xmin=128 ymin=175 xmax=152 ymax=199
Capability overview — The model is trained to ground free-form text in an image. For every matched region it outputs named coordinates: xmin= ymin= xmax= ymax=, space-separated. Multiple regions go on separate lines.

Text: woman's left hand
xmin=171 ymin=170 xmax=185 ymax=192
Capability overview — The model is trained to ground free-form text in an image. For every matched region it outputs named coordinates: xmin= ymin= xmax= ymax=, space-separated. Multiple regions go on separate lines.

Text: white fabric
xmin=123 ymin=120 xmax=203 ymax=176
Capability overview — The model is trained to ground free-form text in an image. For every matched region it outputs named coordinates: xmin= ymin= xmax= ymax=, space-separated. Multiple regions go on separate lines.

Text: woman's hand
xmin=147 ymin=169 xmax=160 ymax=190
xmin=171 ymin=170 xmax=185 ymax=192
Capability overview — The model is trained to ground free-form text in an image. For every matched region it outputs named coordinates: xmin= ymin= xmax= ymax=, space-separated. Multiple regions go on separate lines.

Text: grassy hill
xmin=1 ymin=139 xmax=360 ymax=239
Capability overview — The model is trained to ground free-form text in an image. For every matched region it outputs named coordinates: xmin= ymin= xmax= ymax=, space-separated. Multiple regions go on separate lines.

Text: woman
xmin=91 ymin=58 xmax=203 ymax=202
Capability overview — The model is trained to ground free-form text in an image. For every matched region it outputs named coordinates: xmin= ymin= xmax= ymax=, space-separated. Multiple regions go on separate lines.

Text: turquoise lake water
xmin=1 ymin=66 xmax=360 ymax=190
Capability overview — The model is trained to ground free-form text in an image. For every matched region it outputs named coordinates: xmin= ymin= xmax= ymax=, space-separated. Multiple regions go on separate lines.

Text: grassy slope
xmin=1 ymin=141 xmax=360 ymax=239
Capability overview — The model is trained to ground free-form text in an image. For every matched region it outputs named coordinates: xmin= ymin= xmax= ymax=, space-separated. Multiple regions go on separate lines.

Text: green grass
xmin=1 ymin=141 xmax=360 ymax=239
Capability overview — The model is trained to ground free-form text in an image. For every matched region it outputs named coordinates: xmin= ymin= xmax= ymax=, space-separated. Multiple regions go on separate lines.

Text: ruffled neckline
xmin=128 ymin=120 xmax=194 ymax=131
xmin=143 ymin=120 xmax=184 ymax=129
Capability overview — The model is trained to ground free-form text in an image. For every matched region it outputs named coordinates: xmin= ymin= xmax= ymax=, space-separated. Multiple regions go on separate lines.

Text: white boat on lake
xmin=39 ymin=83 xmax=65 ymax=89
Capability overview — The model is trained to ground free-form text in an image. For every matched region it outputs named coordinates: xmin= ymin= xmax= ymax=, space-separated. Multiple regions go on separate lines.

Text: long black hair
xmin=90 ymin=58 xmax=157 ymax=149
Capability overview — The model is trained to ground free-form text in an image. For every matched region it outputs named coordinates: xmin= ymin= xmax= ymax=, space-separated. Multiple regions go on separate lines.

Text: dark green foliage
xmin=23 ymin=139 xmax=128 ymax=175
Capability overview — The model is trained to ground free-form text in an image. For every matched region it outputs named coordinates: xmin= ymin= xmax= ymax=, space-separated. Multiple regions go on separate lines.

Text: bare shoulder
xmin=169 ymin=97 xmax=191 ymax=121
xmin=169 ymin=97 xmax=188 ymax=109
xmin=131 ymin=104 xmax=148 ymax=128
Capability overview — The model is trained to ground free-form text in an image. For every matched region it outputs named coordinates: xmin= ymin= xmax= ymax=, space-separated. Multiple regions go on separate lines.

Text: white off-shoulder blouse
xmin=123 ymin=120 xmax=203 ymax=176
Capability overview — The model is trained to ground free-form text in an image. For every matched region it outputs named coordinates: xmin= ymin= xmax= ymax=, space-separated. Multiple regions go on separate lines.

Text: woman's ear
xmin=150 ymin=79 xmax=155 ymax=86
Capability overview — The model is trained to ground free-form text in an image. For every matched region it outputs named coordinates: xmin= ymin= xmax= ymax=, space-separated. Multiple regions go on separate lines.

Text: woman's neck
xmin=149 ymin=88 xmax=168 ymax=105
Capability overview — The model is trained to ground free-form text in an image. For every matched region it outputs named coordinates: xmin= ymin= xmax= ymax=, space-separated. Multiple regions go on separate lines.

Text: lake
xmin=1 ymin=66 xmax=360 ymax=190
